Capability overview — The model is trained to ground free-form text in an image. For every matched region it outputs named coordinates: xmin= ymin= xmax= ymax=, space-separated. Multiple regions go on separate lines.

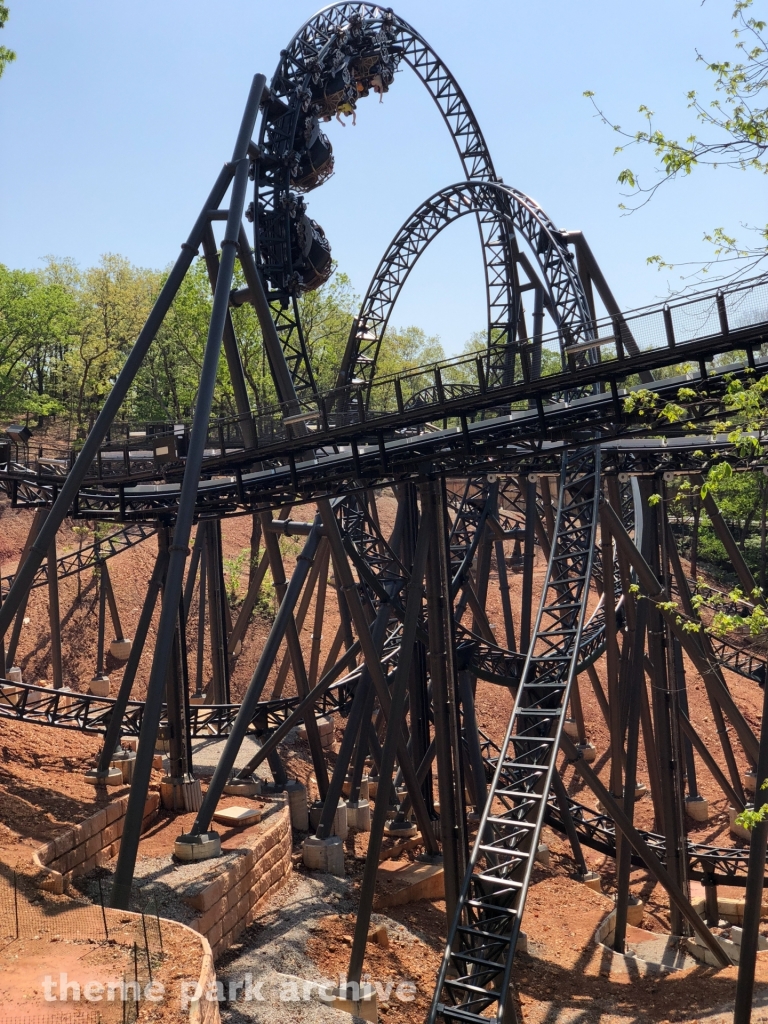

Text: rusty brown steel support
xmin=584 ymin=662 xmax=611 ymax=727
xmin=46 ymin=519 xmax=63 ymax=690
xmin=664 ymin=519 xmax=749 ymax=799
xmin=539 ymin=473 xmax=556 ymax=543
xmin=494 ymin=537 xmax=517 ymax=653
xmin=307 ymin=543 xmax=330 ymax=688
xmin=318 ymin=497 xmax=439 ymax=855
xmin=642 ymin=480 xmax=687 ymax=935
xmin=100 ymin=562 xmax=125 ymax=644
xmin=601 ymin=514 xmax=623 ymax=801
xmin=4 ymin=508 xmax=45 ymax=669
xmin=561 ymin=733 xmax=730 ymax=968
xmin=346 ymin=495 xmax=432 ymax=988
xmin=270 ymin=538 xmax=327 ymax=697
xmin=639 ymin=662 xmax=665 ymax=827
xmin=601 ymin=501 xmax=759 ymax=764
xmin=261 ymin=517 xmax=329 ymax=798
xmin=614 ymin=589 xmax=648 ymax=953
xmin=422 ymin=474 xmax=467 ymax=926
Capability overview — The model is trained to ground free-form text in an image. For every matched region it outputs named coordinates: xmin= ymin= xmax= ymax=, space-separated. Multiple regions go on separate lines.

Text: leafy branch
xmin=585 ymin=0 xmax=768 ymax=279
xmin=0 ymin=3 xmax=16 ymax=81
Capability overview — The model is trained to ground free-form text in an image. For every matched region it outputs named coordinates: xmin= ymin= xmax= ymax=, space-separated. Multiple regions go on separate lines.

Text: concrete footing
xmin=384 ymin=819 xmax=417 ymax=839
xmin=285 ymin=779 xmax=309 ymax=830
xmin=84 ymin=767 xmax=124 ymax=787
xmin=270 ymin=975 xmax=375 ymax=1023
xmin=375 ymin=858 xmax=444 ymax=909
xmin=685 ymin=795 xmax=710 ymax=821
xmin=88 ymin=674 xmax=110 ymax=697
xmin=576 ymin=870 xmax=602 ymax=892
xmin=745 ymin=771 xmax=757 ymax=793
xmin=161 ymin=775 xmax=203 ymax=812
xmin=346 ymin=799 xmax=371 ymax=831
xmin=577 ymin=741 xmax=597 ymax=763
xmin=535 ymin=843 xmax=550 ymax=866
xmin=342 ymin=774 xmax=370 ymax=800
xmin=302 ymin=835 xmax=345 ymax=876
xmin=109 ymin=638 xmax=132 ymax=660
xmin=223 ymin=776 xmax=263 ymax=797
xmin=563 ymin=718 xmax=580 ymax=740
xmin=729 ymin=805 xmax=752 ymax=841
xmin=6 ymin=666 xmax=23 ymax=684
xmin=626 ymin=898 xmax=645 ymax=926
xmin=174 ymin=830 xmax=221 ymax=862
xmin=331 ymin=986 xmax=377 ymax=1023
xmin=309 ymin=798 xmax=348 ymax=839
xmin=298 ymin=715 xmax=335 ymax=750
xmin=110 ymin=752 xmax=136 ymax=783
xmin=0 ymin=682 xmax=22 ymax=704
xmin=261 ymin=781 xmax=286 ymax=797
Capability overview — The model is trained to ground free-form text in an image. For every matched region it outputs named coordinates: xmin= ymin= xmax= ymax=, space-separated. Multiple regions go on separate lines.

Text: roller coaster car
xmin=291 ymin=116 xmax=334 ymax=192
xmin=351 ymin=56 xmax=396 ymax=99
xmin=310 ymin=65 xmax=358 ymax=121
xmin=293 ymin=213 xmax=333 ymax=292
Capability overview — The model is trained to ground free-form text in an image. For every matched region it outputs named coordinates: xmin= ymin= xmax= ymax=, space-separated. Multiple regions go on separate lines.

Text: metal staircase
xmin=429 ymin=445 xmax=601 ymax=1023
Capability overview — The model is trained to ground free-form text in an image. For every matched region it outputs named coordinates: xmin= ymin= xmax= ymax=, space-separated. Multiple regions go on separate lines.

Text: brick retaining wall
xmin=32 ymin=792 xmax=160 ymax=894
xmin=31 ymin=793 xmax=293 ymax=963
xmin=187 ymin=804 xmax=292 ymax=959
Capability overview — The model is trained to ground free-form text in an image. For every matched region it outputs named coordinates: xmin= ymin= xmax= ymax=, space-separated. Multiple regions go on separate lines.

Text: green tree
xmin=0 ymin=263 xmax=77 ymax=419
xmin=131 ymin=259 xmax=215 ymax=422
xmin=66 ymin=255 xmax=158 ymax=426
xmin=0 ymin=3 xmax=16 ymax=81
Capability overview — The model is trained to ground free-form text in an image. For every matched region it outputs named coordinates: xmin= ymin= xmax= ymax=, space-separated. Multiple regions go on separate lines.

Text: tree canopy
xmin=0 ymin=254 xmax=456 ymax=429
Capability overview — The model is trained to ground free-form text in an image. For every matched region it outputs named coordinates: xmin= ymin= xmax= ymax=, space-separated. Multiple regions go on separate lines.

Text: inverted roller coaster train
xmin=3 ymin=5 xmax=768 ymax=1022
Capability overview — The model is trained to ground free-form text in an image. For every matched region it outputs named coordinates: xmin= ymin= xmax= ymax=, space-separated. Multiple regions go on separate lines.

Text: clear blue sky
xmin=1 ymin=0 xmax=765 ymax=354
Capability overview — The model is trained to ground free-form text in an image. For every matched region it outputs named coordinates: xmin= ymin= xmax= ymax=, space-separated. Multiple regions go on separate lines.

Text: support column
xmin=319 ymin=497 xmax=439 ymax=855
xmin=346 ymin=492 xmax=432 ymax=988
xmin=204 ymin=520 xmax=229 ymax=705
xmin=109 ymin=74 xmax=265 ymax=909
xmin=519 ymin=476 xmax=537 ymax=654
xmin=422 ymin=475 xmax=467 ymax=926
xmin=5 ymin=508 xmax=45 ymax=669
xmin=94 ymin=540 xmax=168 ymax=776
xmin=261 ymin=518 xmax=328 ymax=798
xmin=159 ymin=524 xmax=198 ymax=812
xmin=185 ymin=522 xmax=324 ymax=844
xmin=46 ymin=523 xmax=63 ymax=690
xmin=734 ymin=668 xmax=768 ymax=1023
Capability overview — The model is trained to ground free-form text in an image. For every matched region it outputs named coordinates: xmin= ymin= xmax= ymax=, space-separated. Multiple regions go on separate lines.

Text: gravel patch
xmin=217 ymin=873 xmax=356 ymax=1023
xmin=216 ymin=870 xmax=429 ymax=1024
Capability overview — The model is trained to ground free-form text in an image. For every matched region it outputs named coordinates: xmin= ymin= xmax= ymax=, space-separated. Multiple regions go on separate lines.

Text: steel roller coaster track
xmin=2 ymin=5 xmax=768 ymax=1019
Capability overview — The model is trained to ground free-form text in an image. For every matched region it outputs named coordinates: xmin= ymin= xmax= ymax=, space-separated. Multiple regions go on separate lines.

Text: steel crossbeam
xmin=0 ymin=523 xmax=156 ymax=598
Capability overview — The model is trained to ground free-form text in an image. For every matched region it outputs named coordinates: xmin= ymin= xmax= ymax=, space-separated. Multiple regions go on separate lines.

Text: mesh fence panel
xmin=0 ymin=869 xmax=165 ymax=1024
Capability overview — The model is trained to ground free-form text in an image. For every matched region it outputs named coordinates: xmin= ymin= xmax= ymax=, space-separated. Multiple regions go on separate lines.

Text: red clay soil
xmin=0 ymin=905 xmax=195 ymax=1024
xmin=3 ymin=484 xmax=768 ymax=1021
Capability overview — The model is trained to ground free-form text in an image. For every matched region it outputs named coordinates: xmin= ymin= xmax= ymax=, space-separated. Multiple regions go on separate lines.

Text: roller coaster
xmin=2 ymin=5 xmax=768 ymax=1021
